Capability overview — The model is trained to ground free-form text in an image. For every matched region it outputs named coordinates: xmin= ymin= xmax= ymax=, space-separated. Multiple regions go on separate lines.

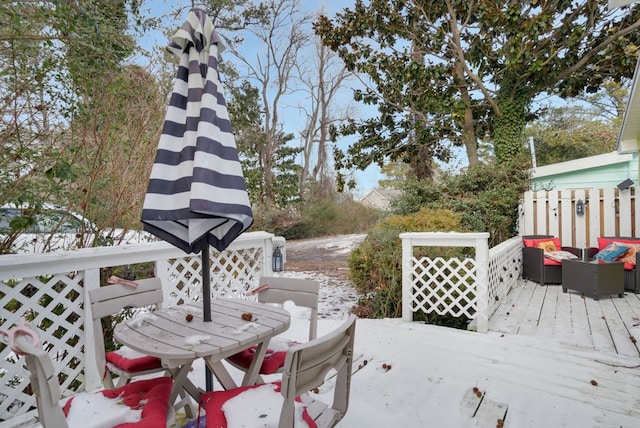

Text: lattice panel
xmin=487 ymin=239 xmax=522 ymax=316
xmin=166 ymin=246 xmax=264 ymax=306
xmin=0 ymin=238 xmax=273 ymax=423
xmin=410 ymin=256 xmax=477 ymax=317
xmin=0 ymin=273 xmax=85 ymax=420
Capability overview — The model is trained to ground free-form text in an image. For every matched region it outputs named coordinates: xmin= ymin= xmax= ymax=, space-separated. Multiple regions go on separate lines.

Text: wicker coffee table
xmin=561 ymin=258 xmax=624 ymax=300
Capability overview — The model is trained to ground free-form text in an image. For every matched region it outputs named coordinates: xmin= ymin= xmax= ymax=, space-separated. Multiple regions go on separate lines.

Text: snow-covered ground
xmin=182 ymin=234 xmax=640 ymax=427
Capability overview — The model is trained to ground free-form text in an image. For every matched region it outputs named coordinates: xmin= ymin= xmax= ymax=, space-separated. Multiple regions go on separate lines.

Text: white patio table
xmin=113 ymin=298 xmax=290 ymax=404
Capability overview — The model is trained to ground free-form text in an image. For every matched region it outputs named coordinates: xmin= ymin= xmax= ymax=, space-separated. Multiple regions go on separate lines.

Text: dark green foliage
xmin=413 ymin=312 xmax=471 ymax=329
xmin=350 ymin=162 xmax=530 ymax=322
xmin=315 ymin=0 xmax=640 ymax=175
xmin=526 ymin=102 xmax=619 ymax=167
xmin=392 ymin=162 xmax=530 ymax=247
xmin=349 ymin=208 xmax=465 ymax=319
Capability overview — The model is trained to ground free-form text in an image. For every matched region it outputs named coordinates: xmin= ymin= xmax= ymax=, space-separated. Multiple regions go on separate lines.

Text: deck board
xmin=583 ymin=294 xmax=615 ymax=353
xmin=516 ymin=283 xmax=546 ymax=335
xmin=537 ymin=283 xmax=559 ymax=336
xmin=551 ymin=286 xmax=573 ymax=340
xmin=568 ymin=293 xmax=595 ymax=348
xmin=489 ymin=280 xmax=640 ymax=358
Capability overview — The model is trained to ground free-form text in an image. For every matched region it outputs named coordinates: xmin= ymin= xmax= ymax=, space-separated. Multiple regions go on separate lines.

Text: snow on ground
xmin=276 ymin=269 xmax=359 ymax=320
xmin=180 ymin=234 xmax=640 ymax=427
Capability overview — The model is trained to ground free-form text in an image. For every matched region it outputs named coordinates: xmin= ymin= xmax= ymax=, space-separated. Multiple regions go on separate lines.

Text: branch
xmin=443 ymin=0 xmax=500 ymax=115
xmin=555 ymin=18 xmax=640 ymax=83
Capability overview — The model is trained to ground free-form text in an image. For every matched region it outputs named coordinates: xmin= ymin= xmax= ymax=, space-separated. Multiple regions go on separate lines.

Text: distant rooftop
xmin=360 ymin=188 xmax=402 ymax=210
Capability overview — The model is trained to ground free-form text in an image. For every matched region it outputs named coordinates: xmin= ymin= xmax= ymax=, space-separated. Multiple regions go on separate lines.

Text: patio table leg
xmin=205 ymin=359 xmax=238 ymax=390
xmin=203 ymin=339 xmax=271 ymax=390
xmin=167 ymin=364 xmax=199 ymax=417
xmin=240 ymin=340 xmax=270 ymax=386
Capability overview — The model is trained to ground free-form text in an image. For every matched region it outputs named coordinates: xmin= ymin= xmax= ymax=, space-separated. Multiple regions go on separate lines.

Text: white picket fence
xmin=0 ymin=231 xmax=279 ymax=422
xmin=519 ymin=186 xmax=640 ymax=247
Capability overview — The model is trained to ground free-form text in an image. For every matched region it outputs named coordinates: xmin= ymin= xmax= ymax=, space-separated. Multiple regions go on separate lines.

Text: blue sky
xmin=133 ymin=1 xmax=389 ymax=199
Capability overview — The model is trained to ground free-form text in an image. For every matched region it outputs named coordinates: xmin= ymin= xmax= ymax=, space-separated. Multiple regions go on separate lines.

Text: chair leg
xmin=115 ymin=373 xmax=130 ymax=388
xmin=174 ymin=390 xmax=197 ymax=419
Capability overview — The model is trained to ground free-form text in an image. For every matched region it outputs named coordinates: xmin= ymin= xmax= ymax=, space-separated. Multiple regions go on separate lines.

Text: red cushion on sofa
xmin=200 ymin=382 xmax=317 ymax=428
xmin=106 ymin=349 xmax=162 ymax=372
xmin=62 ymin=377 xmax=172 ymax=428
xmin=523 ymin=237 xmax=561 ymax=252
xmin=542 ymin=258 xmax=562 ymax=266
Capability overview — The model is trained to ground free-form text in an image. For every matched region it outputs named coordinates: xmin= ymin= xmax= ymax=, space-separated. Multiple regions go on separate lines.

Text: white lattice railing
xmin=487 ymin=237 xmax=523 ymax=315
xmin=0 ymin=231 xmax=279 ymax=422
xmin=401 ymin=232 xmax=521 ymax=333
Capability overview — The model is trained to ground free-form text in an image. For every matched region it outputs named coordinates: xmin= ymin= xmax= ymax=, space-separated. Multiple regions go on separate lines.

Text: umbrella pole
xmin=202 ymin=245 xmax=214 ymax=391
xmin=202 ymin=245 xmax=212 ymax=322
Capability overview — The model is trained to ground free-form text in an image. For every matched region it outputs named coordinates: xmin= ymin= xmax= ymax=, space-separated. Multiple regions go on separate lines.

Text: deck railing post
xmin=474 ymin=236 xmax=490 ymax=333
xmin=400 ymin=232 xmax=490 ymax=332
xmin=402 ymin=236 xmax=414 ymax=322
xmin=82 ymin=268 xmax=102 ymax=391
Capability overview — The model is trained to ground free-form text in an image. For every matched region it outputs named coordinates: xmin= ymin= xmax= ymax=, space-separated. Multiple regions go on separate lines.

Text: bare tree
xmin=223 ymin=0 xmax=311 ymax=205
xmin=297 ymin=36 xmax=354 ymax=196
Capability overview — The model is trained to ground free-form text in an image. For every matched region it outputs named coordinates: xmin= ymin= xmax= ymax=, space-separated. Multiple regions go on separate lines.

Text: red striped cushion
xmin=227 ymin=340 xmax=300 ymax=375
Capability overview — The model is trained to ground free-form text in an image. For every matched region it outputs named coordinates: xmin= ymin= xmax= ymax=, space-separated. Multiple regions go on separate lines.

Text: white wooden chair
xmin=1 ymin=319 xmax=174 ymax=428
xmin=201 ymin=314 xmax=356 ymax=428
xmin=88 ymin=277 xmax=166 ymax=388
xmin=226 ymin=276 xmax=320 ymax=377
xmin=88 ymin=277 xmax=195 ymax=417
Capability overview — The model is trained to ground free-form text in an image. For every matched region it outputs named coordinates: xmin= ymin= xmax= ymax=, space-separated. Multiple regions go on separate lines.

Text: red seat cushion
xmin=62 ymin=377 xmax=173 ymax=428
xmin=200 ymin=382 xmax=317 ymax=428
xmin=106 ymin=349 xmax=162 ymax=372
xmin=542 ymin=258 xmax=561 ymax=266
xmin=227 ymin=339 xmax=300 ymax=375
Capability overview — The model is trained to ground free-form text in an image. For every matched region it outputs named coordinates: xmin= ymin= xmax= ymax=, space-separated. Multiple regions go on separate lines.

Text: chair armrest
xmin=523 ymin=246 xmax=544 ymax=262
xmin=586 ymin=247 xmax=599 ymax=258
xmin=560 ymin=247 xmax=582 ymax=258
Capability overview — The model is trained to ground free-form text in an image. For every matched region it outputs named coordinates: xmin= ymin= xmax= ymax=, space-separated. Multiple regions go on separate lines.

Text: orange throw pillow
xmin=536 ymin=240 xmax=557 ymax=253
xmin=523 ymin=237 xmax=561 ymax=253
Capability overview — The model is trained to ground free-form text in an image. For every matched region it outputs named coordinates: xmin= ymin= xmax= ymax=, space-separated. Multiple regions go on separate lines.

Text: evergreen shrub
xmin=349 ymin=208 xmax=465 ymax=319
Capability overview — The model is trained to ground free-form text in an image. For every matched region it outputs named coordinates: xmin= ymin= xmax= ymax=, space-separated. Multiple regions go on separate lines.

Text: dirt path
xmin=282 ymin=234 xmax=365 ymax=319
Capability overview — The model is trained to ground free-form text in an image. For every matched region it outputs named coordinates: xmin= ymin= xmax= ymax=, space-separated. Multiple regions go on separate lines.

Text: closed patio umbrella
xmin=142 ymin=8 xmax=253 ymax=320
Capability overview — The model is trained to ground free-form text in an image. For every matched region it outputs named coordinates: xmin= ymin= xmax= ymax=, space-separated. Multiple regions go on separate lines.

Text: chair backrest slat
xmin=258 ymin=276 xmax=320 ymax=341
xmin=14 ymin=328 xmax=69 ymax=428
xmin=279 ymin=314 xmax=356 ymax=428
xmin=87 ymin=277 xmax=164 ymax=386
xmin=89 ymin=278 xmax=164 ymax=320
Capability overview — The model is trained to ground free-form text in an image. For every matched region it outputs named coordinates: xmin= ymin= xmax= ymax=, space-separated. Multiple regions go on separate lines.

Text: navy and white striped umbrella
xmin=141 ymin=9 xmax=253 ymax=255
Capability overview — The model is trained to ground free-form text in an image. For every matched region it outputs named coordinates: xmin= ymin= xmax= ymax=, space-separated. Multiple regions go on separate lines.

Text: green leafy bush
xmin=349 ymin=208 xmax=465 ymax=319
xmin=391 ymin=162 xmax=530 ymax=246
xmin=352 ymin=161 xmax=530 ymax=324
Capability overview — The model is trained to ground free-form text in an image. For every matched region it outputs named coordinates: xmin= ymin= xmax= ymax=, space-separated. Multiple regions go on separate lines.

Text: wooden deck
xmin=490 ymin=279 xmax=640 ymax=358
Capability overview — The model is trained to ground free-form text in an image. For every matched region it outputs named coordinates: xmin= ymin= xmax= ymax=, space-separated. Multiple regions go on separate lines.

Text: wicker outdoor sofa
xmin=522 ymin=235 xmax=582 ymax=286
xmin=586 ymin=236 xmax=640 ymax=293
